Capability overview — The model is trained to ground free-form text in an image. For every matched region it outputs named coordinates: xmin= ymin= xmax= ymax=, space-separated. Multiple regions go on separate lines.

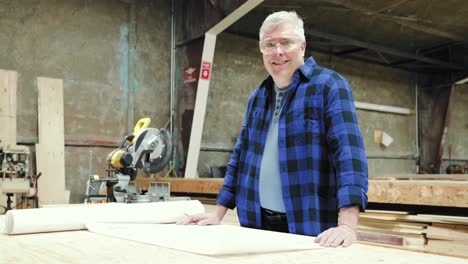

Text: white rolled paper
xmin=3 ymin=200 xmax=204 ymax=235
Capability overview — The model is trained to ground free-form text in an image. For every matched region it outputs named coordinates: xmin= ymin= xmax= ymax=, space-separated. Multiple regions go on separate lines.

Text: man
xmin=178 ymin=11 xmax=368 ymax=248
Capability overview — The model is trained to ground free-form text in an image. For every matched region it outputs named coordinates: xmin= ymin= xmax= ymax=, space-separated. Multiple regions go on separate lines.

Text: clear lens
xmin=259 ymin=36 xmax=301 ymax=54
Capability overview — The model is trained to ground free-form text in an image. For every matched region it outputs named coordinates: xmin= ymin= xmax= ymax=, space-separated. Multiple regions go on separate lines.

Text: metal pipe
xmin=170 ymin=0 xmax=175 ymax=138
xmin=366 ymin=154 xmax=416 ymax=160
xmin=199 ymin=145 xmax=417 ymax=160
xmin=176 ymin=33 xmax=205 ymax=48
xmin=415 ymin=74 xmax=419 ymax=173
xmin=17 ymin=139 xmax=118 ymax=148
xmin=200 ymin=145 xmax=234 ymax=153
xmin=441 ymin=158 xmax=468 ymax=162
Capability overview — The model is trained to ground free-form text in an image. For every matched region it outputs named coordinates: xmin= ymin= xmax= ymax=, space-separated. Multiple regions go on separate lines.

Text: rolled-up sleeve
xmin=324 ymin=74 xmax=368 ymax=211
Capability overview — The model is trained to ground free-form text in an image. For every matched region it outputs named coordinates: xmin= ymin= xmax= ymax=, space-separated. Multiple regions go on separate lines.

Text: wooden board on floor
xmin=0 ymin=69 xmax=18 ymax=211
xmin=36 ymin=77 xmax=68 ymax=205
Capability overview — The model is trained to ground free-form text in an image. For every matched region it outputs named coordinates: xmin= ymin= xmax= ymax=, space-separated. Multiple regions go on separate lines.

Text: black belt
xmin=261 ymin=208 xmax=288 ymax=233
xmin=262 ymin=208 xmax=286 ymax=217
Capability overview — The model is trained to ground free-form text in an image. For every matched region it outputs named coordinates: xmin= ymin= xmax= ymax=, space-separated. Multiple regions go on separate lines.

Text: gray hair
xmin=259 ymin=11 xmax=305 ymax=41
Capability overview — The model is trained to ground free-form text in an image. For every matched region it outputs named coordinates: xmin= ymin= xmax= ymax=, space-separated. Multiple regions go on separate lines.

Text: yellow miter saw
xmin=102 ymin=118 xmax=172 ymax=203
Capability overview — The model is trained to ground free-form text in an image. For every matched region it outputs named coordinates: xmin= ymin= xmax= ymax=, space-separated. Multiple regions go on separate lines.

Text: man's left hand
xmin=314 ymin=224 xmax=357 ymax=247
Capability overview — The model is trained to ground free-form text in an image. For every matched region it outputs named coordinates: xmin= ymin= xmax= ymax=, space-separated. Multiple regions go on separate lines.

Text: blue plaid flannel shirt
xmin=217 ymin=56 xmax=368 ymax=236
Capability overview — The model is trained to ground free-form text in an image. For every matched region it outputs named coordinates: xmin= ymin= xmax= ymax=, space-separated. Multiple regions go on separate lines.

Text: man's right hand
xmin=176 ymin=213 xmax=221 ymax=225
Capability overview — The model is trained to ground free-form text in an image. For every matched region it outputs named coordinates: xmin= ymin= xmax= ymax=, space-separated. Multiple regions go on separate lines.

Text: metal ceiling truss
xmin=227 ymin=29 xmax=464 ymax=72
xmin=306 ymin=29 xmax=464 ymax=72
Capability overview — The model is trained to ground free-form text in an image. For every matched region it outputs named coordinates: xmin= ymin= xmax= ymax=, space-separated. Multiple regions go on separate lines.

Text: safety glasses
xmin=259 ymin=36 xmax=302 ymax=54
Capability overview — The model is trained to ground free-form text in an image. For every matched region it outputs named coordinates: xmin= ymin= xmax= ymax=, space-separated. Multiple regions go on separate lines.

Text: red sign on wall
xmin=183 ymin=66 xmax=197 ymax=84
xmin=200 ymin=61 xmax=212 ymax=80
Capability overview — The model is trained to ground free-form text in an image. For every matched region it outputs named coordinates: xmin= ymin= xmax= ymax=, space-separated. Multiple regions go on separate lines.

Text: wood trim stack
xmin=358 ymin=210 xmax=468 ymax=258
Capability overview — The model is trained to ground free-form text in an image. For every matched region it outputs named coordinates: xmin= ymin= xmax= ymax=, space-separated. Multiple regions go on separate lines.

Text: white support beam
xmin=354 ymin=101 xmax=413 ymax=115
xmin=184 ymin=0 xmax=264 ymax=179
xmin=208 ymin=0 xmax=264 ymax=35
xmin=455 ymin=77 xmax=468 ymax=85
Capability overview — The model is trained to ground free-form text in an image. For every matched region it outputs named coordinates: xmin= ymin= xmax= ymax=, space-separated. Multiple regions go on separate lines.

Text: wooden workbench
xmin=136 ymin=175 xmax=468 ymax=208
xmin=1 ymin=213 xmax=466 ymax=264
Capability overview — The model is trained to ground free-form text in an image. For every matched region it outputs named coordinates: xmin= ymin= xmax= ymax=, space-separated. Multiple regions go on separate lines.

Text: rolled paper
xmin=3 ymin=200 xmax=204 ymax=235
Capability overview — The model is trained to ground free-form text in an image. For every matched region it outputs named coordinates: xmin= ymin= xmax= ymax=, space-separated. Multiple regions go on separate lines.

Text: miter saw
xmin=88 ymin=118 xmax=172 ymax=203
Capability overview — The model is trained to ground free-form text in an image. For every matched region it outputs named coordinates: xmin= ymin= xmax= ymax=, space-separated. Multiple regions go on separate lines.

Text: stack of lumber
xmin=424 ymin=215 xmax=468 ymax=258
xmin=357 ymin=210 xmax=427 ymax=250
xmin=357 ymin=210 xmax=468 ymax=259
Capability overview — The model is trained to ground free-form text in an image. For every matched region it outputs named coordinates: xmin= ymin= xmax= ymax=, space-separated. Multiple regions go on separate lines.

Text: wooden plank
xmin=36 ymin=77 xmax=68 ymax=205
xmin=0 ymin=230 xmax=232 ymax=264
xmin=137 ymin=178 xmax=468 ymax=208
xmin=416 ymin=214 xmax=468 ymax=225
xmin=358 ymin=225 xmax=426 ymax=235
xmin=0 ymin=69 xmax=17 ymax=147
xmin=358 ymin=232 xmax=401 ymax=246
xmin=37 ymin=77 xmax=65 ymax=147
xmin=135 ymin=177 xmax=224 ymax=194
xmin=371 ymin=174 xmax=468 ymax=180
xmin=368 ymin=180 xmax=468 ymax=208
xmin=35 ymin=144 xmax=67 ymax=205
xmin=360 ymin=210 xmax=410 ymax=221
xmin=1 ymin=231 xmax=463 ymax=264
xmin=1 ymin=219 xmax=466 ymax=263
xmin=425 ymin=240 xmax=468 ymax=259
xmin=0 ymin=69 xmax=18 ymax=210
xmin=364 ymin=210 xmax=409 ymax=215
xmin=359 ymin=219 xmax=428 ymax=230
xmin=427 ymin=225 xmax=468 ymax=242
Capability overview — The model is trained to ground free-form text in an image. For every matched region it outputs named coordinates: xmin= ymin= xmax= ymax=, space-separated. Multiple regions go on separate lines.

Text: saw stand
xmin=4 ymin=193 xmax=14 ymax=212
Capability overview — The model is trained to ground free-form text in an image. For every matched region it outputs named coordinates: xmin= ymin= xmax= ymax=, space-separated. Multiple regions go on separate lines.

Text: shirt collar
xmin=298 ymin=56 xmax=317 ymax=80
xmin=260 ymin=56 xmax=317 ymax=89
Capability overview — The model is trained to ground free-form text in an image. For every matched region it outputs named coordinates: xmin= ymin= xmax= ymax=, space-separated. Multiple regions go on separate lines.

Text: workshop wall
xmin=441 ymin=84 xmax=468 ymax=172
xmin=198 ymin=33 xmax=416 ymax=178
xmin=0 ymin=0 xmax=171 ymax=203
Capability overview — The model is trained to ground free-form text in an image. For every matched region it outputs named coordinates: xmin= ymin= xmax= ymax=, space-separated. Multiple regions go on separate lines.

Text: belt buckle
xmin=263 ymin=208 xmax=279 ymax=216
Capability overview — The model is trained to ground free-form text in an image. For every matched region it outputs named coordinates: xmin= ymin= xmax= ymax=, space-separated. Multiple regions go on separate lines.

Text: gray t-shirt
xmin=259 ymin=85 xmax=290 ymax=213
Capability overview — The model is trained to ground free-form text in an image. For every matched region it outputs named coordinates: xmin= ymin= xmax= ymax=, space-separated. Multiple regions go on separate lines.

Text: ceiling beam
xmin=306 ymin=29 xmax=464 ymax=70
xmin=318 ymin=0 xmax=468 ymax=42
xmin=226 ymin=30 xmax=454 ymax=72
xmin=334 ymin=47 xmax=367 ymax=56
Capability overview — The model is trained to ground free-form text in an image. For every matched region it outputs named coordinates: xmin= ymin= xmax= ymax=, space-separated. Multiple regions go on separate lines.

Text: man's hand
xmin=176 ymin=213 xmax=221 ymax=226
xmin=314 ymin=224 xmax=357 ymax=247
xmin=314 ymin=205 xmax=360 ymax=247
